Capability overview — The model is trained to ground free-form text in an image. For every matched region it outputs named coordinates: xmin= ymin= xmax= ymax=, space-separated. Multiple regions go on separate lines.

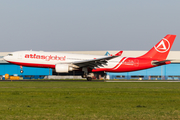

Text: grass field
xmin=0 ymin=81 xmax=180 ymax=120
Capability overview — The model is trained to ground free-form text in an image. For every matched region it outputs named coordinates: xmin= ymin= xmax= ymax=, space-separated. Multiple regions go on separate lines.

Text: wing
xmin=72 ymin=56 xmax=118 ymax=69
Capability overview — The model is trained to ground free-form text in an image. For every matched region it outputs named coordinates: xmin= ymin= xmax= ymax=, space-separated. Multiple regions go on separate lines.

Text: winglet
xmin=138 ymin=34 xmax=176 ymax=60
xmin=115 ymin=51 xmax=123 ymax=56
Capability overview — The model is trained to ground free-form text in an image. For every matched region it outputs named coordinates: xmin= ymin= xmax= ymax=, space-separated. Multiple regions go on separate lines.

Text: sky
xmin=0 ymin=0 xmax=180 ymax=52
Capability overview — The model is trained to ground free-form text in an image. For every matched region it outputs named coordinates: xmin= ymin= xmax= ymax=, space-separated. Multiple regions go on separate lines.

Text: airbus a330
xmin=4 ymin=34 xmax=176 ymax=81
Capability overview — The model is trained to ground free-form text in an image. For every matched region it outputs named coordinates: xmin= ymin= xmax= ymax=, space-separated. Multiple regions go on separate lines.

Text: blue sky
xmin=0 ymin=0 xmax=180 ymax=52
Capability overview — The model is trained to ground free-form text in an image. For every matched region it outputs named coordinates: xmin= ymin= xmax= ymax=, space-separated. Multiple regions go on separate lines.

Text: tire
xmin=81 ymin=74 xmax=87 ymax=78
xmin=20 ymin=70 xmax=23 ymax=73
xmin=87 ymin=77 xmax=92 ymax=81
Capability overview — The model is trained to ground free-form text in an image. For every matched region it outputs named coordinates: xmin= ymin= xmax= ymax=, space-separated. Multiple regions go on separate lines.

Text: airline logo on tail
xmin=154 ymin=38 xmax=170 ymax=53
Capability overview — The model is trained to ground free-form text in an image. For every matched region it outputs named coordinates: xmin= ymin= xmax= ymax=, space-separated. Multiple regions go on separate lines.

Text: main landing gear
xmin=87 ymin=77 xmax=92 ymax=81
xmin=82 ymin=67 xmax=93 ymax=81
xmin=81 ymin=74 xmax=92 ymax=81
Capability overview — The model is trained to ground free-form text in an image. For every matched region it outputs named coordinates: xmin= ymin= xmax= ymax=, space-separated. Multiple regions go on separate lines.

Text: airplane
xmin=3 ymin=34 xmax=176 ymax=81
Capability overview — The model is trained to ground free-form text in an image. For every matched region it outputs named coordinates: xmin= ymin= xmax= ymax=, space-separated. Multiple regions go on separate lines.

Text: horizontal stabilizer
xmin=151 ymin=60 xmax=171 ymax=66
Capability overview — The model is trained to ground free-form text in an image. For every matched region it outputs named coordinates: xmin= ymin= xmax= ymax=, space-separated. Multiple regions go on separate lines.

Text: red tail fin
xmin=138 ymin=34 xmax=176 ymax=60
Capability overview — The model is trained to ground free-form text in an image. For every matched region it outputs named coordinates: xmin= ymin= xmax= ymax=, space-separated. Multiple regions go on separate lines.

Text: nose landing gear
xmin=20 ymin=66 xmax=24 ymax=73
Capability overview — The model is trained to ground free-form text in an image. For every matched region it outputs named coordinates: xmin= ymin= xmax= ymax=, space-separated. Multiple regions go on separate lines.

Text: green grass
xmin=0 ymin=81 xmax=180 ymax=119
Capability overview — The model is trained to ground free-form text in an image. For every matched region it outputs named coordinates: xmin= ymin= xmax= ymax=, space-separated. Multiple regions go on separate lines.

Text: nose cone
xmin=3 ymin=56 xmax=8 ymax=61
xmin=3 ymin=55 xmax=12 ymax=62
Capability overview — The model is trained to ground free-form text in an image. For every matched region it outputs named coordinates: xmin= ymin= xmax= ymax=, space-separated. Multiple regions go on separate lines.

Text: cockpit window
xmin=8 ymin=54 xmax=13 ymax=56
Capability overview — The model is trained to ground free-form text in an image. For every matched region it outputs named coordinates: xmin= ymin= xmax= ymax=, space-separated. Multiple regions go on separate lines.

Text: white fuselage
xmin=4 ymin=51 xmax=122 ymax=69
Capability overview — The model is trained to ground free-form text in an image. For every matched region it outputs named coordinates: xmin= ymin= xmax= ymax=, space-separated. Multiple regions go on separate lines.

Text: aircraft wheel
xmin=81 ymin=74 xmax=87 ymax=78
xmin=20 ymin=70 xmax=23 ymax=73
xmin=87 ymin=77 xmax=92 ymax=81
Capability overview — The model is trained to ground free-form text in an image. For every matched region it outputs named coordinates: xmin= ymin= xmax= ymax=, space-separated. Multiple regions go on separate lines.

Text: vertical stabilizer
xmin=138 ymin=34 xmax=176 ymax=60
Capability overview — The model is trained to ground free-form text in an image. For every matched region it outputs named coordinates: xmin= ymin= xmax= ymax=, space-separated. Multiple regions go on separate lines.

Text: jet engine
xmin=55 ymin=64 xmax=73 ymax=73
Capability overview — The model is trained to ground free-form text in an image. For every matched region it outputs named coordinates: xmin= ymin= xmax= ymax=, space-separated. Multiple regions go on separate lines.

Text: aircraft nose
xmin=3 ymin=56 xmax=8 ymax=61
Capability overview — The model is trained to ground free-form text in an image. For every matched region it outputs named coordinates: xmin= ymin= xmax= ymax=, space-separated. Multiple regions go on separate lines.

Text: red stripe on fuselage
xmin=113 ymin=57 xmax=126 ymax=69
xmin=7 ymin=61 xmax=55 ymax=68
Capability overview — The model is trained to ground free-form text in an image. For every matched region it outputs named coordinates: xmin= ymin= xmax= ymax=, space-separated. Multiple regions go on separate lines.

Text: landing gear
xmin=81 ymin=74 xmax=92 ymax=81
xmin=82 ymin=67 xmax=93 ymax=81
xmin=20 ymin=66 xmax=23 ymax=73
xmin=20 ymin=70 xmax=24 ymax=73
xmin=87 ymin=77 xmax=92 ymax=81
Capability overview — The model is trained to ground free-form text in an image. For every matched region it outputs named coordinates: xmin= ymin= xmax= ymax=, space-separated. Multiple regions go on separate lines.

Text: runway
xmin=0 ymin=80 xmax=180 ymax=82
xmin=105 ymin=80 xmax=180 ymax=82
xmin=0 ymin=80 xmax=104 ymax=82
